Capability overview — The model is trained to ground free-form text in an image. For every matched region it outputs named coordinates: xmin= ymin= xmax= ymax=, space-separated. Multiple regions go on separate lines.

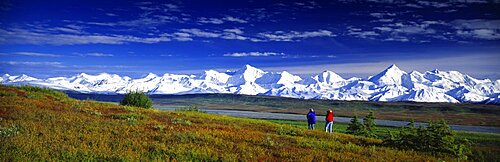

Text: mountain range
xmin=1 ymin=64 xmax=499 ymax=104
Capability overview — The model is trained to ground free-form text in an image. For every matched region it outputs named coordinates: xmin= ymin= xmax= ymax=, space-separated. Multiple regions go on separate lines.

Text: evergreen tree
xmin=346 ymin=116 xmax=366 ymax=136
xmin=383 ymin=120 xmax=472 ymax=160
xmin=363 ymin=111 xmax=376 ymax=137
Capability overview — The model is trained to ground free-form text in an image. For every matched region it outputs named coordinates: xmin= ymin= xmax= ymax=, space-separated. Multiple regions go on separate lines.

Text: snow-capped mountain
xmin=2 ymin=64 xmax=499 ymax=104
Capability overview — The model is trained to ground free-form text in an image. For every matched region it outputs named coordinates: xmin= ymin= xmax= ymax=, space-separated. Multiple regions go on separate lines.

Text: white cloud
xmin=452 ymin=19 xmax=500 ymax=30
xmin=0 ymin=61 xmax=64 ymax=67
xmin=374 ymin=26 xmax=393 ymax=32
xmin=221 ymin=33 xmax=248 ymax=40
xmin=347 ymin=28 xmax=379 ymax=39
xmin=198 ymin=17 xmax=224 ymax=24
xmin=451 ymin=19 xmax=500 ymax=40
xmin=223 ymin=16 xmax=248 ymax=23
xmin=405 ymin=3 xmax=423 ymax=8
xmin=417 ymin=1 xmax=450 ymax=8
xmin=86 ymin=15 xmax=183 ymax=27
xmin=79 ymin=52 xmax=114 ymax=57
xmin=0 ymin=52 xmax=62 ymax=57
xmin=178 ymin=29 xmax=221 ymax=38
xmin=349 ymin=21 xmax=441 ymax=42
xmin=136 ymin=2 xmax=180 ymax=12
xmin=0 ymin=27 xmax=171 ymax=45
xmin=172 ymin=28 xmax=249 ymax=41
xmin=457 ymin=29 xmax=500 ymax=40
xmin=223 ymin=28 xmax=244 ymax=34
xmin=105 ymin=13 xmax=117 ymax=17
xmin=197 ymin=16 xmax=248 ymax=24
xmin=369 ymin=12 xmax=396 ymax=18
xmin=257 ymin=30 xmax=335 ymax=41
xmin=394 ymin=26 xmax=435 ymax=34
xmin=223 ymin=52 xmax=284 ymax=57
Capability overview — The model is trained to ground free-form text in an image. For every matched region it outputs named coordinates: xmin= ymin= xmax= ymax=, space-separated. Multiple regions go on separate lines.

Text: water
xmin=155 ymin=105 xmax=500 ymax=134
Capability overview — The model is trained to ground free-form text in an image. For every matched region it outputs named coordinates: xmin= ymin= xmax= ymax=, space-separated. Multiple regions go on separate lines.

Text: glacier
xmin=1 ymin=64 xmax=499 ymax=104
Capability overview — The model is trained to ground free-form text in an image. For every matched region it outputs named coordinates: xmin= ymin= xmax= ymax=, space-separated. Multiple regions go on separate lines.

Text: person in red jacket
xmin=325 ymin=110 xmax=334 ymax=133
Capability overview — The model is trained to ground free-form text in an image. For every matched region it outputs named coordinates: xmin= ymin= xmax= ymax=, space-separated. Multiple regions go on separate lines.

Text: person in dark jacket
xmin=325 ymin=110 xmax=334 ymax=133
xmin=306 ymin=109 xmax=316 ymax=130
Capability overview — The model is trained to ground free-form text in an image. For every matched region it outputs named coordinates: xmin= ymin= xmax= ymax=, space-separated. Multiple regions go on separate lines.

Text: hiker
xmin=325 ymin=110 xmax=334 ymax=133
xmin=306 ymin=108 xmax=316 ymax=130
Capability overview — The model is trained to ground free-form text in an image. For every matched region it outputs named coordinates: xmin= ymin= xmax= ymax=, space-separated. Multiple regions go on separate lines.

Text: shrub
xmin=0 ymin=90 xmax=17 ymax=97
xmin=176 ymin=105 xmax=202 ymax=112
xmin=383 ymin=120 xmax=472 ymax=160
xmin=363 ymin=111 xmax=376 ymax=138
xmin=83 ymin=109 xmax=102 ymax=116
xmin=346 ymin=112 xmax=377 ymax=138
xmin=346 ymin=116 xmax=366 ymax=136
xmin=262 ymin=134 xmax=276 ymax=147
xmin=120 ymin=91 xmax=153 ymax=108
xmin=153 ymin=125 xmax=165 ymax=131
xmin=0 ymin=125 xmax=21 ymax=137
xmin=172 ymin=118 xmax=192 ymax=126
xmin=276 ymin=126 xmax=304 ymax=136
xmin=110 ymin=113 xmax=146 ymax=125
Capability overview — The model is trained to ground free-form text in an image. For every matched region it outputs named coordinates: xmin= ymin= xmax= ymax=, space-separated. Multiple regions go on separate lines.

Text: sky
xmin=0 ymin=0 xmax=499 ymax=79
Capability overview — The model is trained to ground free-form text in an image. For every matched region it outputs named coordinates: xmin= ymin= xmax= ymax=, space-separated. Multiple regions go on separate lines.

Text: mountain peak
xmin=430 ymin=69 xmax=440 ymax=73
xmin=77 ymin=73 xmax=91 ymax=78
xmin=369 ymin=64 xmax=410 ymax=86
xmin=241 ymin=64 xmax=260 ymax=71
xmin=386 ymin=64 xmax=403 ymax=72
xmin=145 ymin=72 xmax=158 ymax=78
xmin=236 ymin=64 xmax=265 ymax=74
xmin=280 ymin=71 xmax=292 ymax=76
xmin=316 ymin=70 xmax=344 ymax=83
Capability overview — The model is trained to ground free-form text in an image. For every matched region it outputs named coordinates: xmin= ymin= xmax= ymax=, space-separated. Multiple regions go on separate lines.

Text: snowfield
xmin=2 ymin=64 xmax=499 ymax=104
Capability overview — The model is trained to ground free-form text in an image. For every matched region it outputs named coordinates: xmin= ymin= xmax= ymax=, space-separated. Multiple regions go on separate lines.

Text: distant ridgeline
xmin=1 ymin=64 xmax=499 ymax=104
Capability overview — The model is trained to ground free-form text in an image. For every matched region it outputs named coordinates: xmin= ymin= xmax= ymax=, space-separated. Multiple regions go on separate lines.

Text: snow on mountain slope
xmin=316 ymin=70 xmax=345 ymax=84
xmin=446 ymin=86 xmax=488 ymax=102
xmin=1 ymin=64 xmax=499 ymax=104
xmin=276 ymin=71 xmax=302 ymax=85
xmin=1 ymin=74 xmax=38 ymax=83
xmin=230 ymin=82 xmax=267 ymax=95
xmin=396 ymin=87 xmax=460 ymax=103
xmin=202 ymin=70 xmax=230 ymax=85
xmin=255 ymin=71 xmax=302 ymax=89
xmin=226 ymin=64 xmax=266 ymax=85
xmin=482 ymin=93 xmax=500 ymax=104
xmin=369 ymin=64 xmax=413 ymax=89
xmin=369 ymin=85 xmax=412 ymax=102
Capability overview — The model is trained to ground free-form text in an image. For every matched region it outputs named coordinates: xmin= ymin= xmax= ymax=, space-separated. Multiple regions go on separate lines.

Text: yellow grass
xmin=0 ymin=85 xmax=452 ymax=161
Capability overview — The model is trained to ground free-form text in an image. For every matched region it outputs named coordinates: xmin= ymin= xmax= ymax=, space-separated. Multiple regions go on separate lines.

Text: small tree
xmin=120 ymin=91 xmax=153 ymax=108
xmin=383 ymin=120 xmax=472 ymax=160
xmin=346 ymin=116 xmax=366 ymax=136
xmin=346 ymin=112 xmax=377 ymax=137
xmin=363 ymin=111 xmax=376 ymax=138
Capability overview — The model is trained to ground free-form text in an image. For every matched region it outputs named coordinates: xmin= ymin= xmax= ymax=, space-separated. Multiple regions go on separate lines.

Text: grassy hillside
xmin=0 ymin=85 xmax=457 ymax=161
xmin=267 ymin=119 xmax=500 ymax=162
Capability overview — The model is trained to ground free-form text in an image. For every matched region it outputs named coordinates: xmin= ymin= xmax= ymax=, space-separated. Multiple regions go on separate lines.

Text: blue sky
xmin=0 ymin=0 xmax=499 ymax=79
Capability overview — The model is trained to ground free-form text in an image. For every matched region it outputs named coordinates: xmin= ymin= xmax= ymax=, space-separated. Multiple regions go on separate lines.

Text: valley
xmin=67 ymin=92 xmax=500 ymax=127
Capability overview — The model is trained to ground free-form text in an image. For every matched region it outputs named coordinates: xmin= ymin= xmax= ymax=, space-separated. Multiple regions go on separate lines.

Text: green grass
xmin=0 ymin=85 xmax=465 ymax=161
